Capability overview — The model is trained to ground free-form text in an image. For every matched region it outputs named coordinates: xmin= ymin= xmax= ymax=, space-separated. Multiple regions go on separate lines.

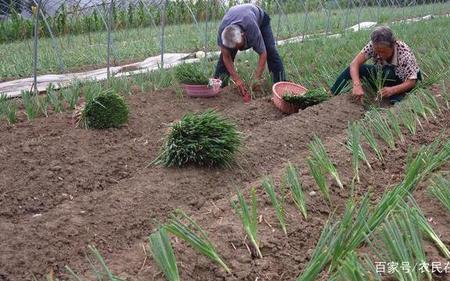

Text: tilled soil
xmin=0 ymin=85 xmax=448 ymax=281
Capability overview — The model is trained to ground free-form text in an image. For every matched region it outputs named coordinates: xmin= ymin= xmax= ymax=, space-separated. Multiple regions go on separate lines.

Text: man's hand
xmin=352 ymin=84 xmax=365 ymax=102
xmin=380 ymin=86 xmax=395 ymax=98
xmin=234 ymin=78 xmax=247 ymax=95
xmin=232 ymin=78 xmax=251 ymax=103
xmin=234 ymin=78 xmax=245 ymax=90
xmin=251 ymin=79 xmax=262 ymax=92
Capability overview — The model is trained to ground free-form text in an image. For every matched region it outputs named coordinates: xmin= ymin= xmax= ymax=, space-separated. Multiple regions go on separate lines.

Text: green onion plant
xmin=309 ymin=136 xmax=343 ymax=189
xmin=283 ymin=162 xmax=307 ymax=219
xmin=261 ymin=177 xmax=287 ymax=235
xmin=232 ymin=187 xmax=262 ymax=258
xmin=148 ymin=227 xmax=180 ymax=281
xmin=307 ymin=158 xmax=330 ymax=203
xmin=165 ymin=210 xmax=230 ymax=273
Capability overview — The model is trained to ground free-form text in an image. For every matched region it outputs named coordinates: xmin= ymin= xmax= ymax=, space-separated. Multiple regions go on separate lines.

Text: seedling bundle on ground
xmin=282 ymin=88 xmax=330 ymax=109
xmin=174 ymin=63 xmax=210 ymax=85
xmin=76 ymin=90 xmax=129 ymax=129
xmin=153 ymin=110 xmax=241 ymax=167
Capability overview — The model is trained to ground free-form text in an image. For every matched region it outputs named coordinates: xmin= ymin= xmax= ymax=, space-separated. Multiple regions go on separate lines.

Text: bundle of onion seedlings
xmin=153 ymin=110 xmax=241 ymax=167
xmin=174 ymin=63 xmax=209 ymax=85
xmin=282 ymin=88 xmax=329 ymax=109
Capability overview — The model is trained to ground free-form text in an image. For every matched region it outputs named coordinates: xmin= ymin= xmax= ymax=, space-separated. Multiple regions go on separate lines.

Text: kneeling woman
xmin=330 ymin=26 xmax=421 ymax=104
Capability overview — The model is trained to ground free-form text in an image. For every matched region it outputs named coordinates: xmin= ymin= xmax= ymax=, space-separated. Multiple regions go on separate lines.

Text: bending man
xmin=214 ymin=4 xmax=286 ymax=98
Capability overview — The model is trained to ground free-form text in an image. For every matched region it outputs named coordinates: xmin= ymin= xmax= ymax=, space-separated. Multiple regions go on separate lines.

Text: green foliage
xmin=440 ymin=80 xmax=450 ymax=109
xmin=261 ymin=177 xmax=287 ymax=235
xmin=65 ymin=245 xmax=124 ymax=281
xmin=296 ymin=218 xmax=335 ymax=281
xmin=174 ymin=63 xmax=209 ymax=85
xmin=361 ymin=66 xmax=389 ymax=109
xmin=0 ymin=94 xmax=7 ymax=118
xmin=3 ymin=8 xmax=450 ymax=82
xmin=386 ymin=109 xmax=405 ymax=143
xmin=38 ymin=94 xmax=50 ymax=117
xmin=307 ymin=157 xmax=330 ymax=203
xmin=5 ymin=99 xmax=17 ymax=125
xmin=154 ymin=110 xmax=241 ymax=167
xmin=364 ymin=110 xmax=396 ymax=149
xmin=82 ymin=90 xmax=129 ymax=129
xmin=61 ymin=83 xmax=81 ymax=109
xmin=347 ymin=122 xmax=362 ymax=183
xmin=282 ymin=88 xmax=329 ymax=109
xmin=329 ymin=252 xmax=381 ymax=281
xmin=398 ymin=103 xmax=418 ymax=135
xmin=405 ymin=196 xmax=450 ymax=259
xmin=21 ymin=90 xmax=39 ymax=120
xmin=370 ymin=208 xmax=432 ymax=281
xmin=345 ymin=122 xmax=372 ymax=170
xmin=165 ymin=210 xmax=230 ymax=273
xmin=83 ymin=81 xmax=103 ymax=103
xmin=428 ymin=173 xmax=450 ymax=213
xmin=298 ymin=139 xmax=450 ymax=280
xmin=148 ymin=227 xmax=180 ymax=281
xmin=283 ymin=162 xmax=307 ymax=219
xmin=232 ymin=187 xmax=262 ymax=258
xmin=361 ymin=123 xmax=384 ymax=161
xmin=46 ymin=83 xmax=64 ymax=113
xmin=0 ymin=94 xmax=16 ymax=124
xmin=309 ymin=136 xmax=343 ymax=189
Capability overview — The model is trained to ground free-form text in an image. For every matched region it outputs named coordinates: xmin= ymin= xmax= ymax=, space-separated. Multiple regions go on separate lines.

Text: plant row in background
xmin=0 ymin=0 xmax=227 ymax=44
xmin=0 ymin=82 xmax=129 ymax=129
xmin=2 ymin=1 xmax=446 ymax=44
xmin=0 ymin=61 xmax=211 ymax=126
xmin=0 ymin=71 xmax=167 ymax=126
xmin=2 ymin=5 xmax=450 ymax=79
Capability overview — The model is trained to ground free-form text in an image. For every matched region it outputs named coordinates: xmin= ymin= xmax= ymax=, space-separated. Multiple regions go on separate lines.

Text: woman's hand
xmin=380 ymin=86 xmax=395 ymax=97
xmin=352 ymin=84 xmax=365 ymax=101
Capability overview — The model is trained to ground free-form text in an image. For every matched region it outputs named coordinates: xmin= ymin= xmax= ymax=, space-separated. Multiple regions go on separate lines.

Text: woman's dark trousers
xmin=330 ymin=64 xmax=420 ymax=103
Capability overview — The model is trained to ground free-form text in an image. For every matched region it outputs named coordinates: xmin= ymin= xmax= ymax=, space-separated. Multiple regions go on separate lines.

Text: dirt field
xmin=0 ymin=85 xmax=449 ymax=281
